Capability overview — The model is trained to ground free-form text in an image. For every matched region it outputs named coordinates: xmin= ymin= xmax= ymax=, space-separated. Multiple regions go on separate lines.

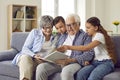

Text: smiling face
xmin=55 ymin=21 xmax=66 ymax=34
xmin=66 ymin=16 xmax=80 ymax=35
xmin=42 ymin=25 xmax=53 ymax=36
xmin=39 ymin=15 xmax=53 ymax=36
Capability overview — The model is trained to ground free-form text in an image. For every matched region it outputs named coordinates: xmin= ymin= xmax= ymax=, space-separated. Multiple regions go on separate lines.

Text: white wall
xmin=0 ymin=0 xmax=41 ymax=51
xmin=0 ymin=0 xmax=120 ymax=51
xmin=86 ymin=0 xmax=120 ymax=34
xmin=86 ymin=0 xmax=105 ymax=25
xmin=104 ymin=0 xmax=120 ymax=34
xmin=77 ymin=0 xmax=86 ymax=31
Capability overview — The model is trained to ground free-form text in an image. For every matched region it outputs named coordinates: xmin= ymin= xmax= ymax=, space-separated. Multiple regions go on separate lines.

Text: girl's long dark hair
xmin=87 ymin=17 xmax=116 ymax=63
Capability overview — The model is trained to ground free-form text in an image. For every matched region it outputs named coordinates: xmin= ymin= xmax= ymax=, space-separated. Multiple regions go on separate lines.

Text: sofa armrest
xmin=0 ymin=49 xmax=18 ymax=61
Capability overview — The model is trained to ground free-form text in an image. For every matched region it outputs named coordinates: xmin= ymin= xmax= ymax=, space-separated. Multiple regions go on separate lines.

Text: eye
xmin=56 ymin=28 xmax=58 ymax=30
xmin=86 ymin=26 xmax=89 ymax=29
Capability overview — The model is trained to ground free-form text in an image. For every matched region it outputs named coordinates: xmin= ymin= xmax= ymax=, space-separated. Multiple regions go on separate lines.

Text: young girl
xmin=57 ymin=17 xmax=116 ymax=80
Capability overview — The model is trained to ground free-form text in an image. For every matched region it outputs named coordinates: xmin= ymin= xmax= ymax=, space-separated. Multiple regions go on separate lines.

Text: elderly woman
xmin=12 ymin=15 xmax=56 ymax=80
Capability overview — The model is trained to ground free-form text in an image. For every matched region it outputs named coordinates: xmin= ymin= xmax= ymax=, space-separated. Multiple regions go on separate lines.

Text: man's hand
xmin=55 ymin=58 xmax=76 ymax=66
xmin=55 ymin=59 xmax=69 ymax=66
xmin=84 ymin=61 xmax=90 ymax=66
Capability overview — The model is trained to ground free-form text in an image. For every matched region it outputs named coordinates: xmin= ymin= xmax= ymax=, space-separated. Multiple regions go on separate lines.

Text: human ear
xmin=95 ymin=26 xmax=99 ymax=31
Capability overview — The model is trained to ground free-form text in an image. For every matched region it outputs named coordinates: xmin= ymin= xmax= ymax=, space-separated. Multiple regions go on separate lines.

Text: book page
xmin=41 ymin=51 xmax=68 ymax=63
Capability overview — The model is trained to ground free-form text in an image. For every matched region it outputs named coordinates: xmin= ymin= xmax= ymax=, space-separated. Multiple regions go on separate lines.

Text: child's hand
xmin=57 ymin=45 xmax=68 ymax=52
xmin=84 ymin=61 xmax=90 ymax=66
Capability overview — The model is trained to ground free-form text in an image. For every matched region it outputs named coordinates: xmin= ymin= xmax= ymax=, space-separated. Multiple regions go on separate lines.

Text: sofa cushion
xmin=103 ymin=68 xmax=120 ymax=80
xmin=0 ymin=60 xmax=19 ymax=78
xmin=11 ymin=32 xmax=29 ymax=52
xmin=111 ymin=36 xmax=120 ymax=67
xmin=0 ymin=75 xmax=18 ymax=80
xmin=0 ymin=49 xmax=18 ymax=61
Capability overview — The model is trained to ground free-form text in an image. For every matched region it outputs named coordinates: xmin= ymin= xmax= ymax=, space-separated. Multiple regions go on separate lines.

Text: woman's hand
xmin=33 ymin=54 xmax=41 ymax=60
xmin=33 ymin=54 xmax=44 ymax=64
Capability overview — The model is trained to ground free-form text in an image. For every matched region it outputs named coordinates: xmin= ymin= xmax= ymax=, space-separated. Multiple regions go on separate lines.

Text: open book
xmin=41 ymin=51 xmax=68 ymax=63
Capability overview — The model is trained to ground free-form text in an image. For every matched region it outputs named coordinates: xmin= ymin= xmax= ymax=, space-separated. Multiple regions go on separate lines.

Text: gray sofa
xmin=0 ymin=32 xmax=120 ymax=80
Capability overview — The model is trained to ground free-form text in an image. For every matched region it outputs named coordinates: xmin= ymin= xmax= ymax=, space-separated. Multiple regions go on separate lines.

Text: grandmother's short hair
xmin=39 ymin=15 xmax=53 ymax=28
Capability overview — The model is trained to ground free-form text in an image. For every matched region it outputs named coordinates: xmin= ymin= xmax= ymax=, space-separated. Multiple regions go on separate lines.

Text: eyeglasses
xmin=42 ymin=26 xmax=52 ymax=30
xmin=66 ymin=22 xmax=78 ymax=28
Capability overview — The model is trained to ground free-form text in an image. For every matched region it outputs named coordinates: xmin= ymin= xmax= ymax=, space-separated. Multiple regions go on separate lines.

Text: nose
xmin=67 ymin=26 xmax=72 ymax=30
xmin=46 ymin=28 xmax=51 ymax=32
xmin=58 ymin=29 xmax=61 ymax=33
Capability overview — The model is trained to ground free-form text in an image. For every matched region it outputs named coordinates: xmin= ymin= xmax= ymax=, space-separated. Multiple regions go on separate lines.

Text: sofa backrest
xmin=11 ymin=32 xmax=29 ymax=52
xmin=10 ymin=32 xmax=120 ymax=67
xmin=111 ymin=36 xmax=120 ymax=68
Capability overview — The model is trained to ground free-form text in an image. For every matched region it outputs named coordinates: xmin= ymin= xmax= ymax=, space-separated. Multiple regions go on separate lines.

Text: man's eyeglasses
xmin=66 ymin=22 xmax=78 ymax=28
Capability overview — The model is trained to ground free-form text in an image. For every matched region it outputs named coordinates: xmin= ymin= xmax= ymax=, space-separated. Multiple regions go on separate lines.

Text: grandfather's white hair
xmin=66 ymin=14 xmax=81 ymax=23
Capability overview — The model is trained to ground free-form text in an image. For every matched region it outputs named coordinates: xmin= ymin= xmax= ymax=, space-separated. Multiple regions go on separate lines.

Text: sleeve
xmin=93 ymin=33 xmax=105 ymax=44
xmin=51 ymin=34 xmax=59 ymax=49
xmin=21 ymin=29 xmax=36 ymax=57
xmin=75 ymin=49 xmax=94 ymax=66
xmin=74 ymin=34 xmax=94 ymax=66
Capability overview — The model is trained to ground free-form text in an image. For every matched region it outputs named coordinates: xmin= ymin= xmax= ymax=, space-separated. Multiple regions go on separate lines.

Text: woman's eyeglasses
xmin=43 ymin=26 xmax=52 ymax=30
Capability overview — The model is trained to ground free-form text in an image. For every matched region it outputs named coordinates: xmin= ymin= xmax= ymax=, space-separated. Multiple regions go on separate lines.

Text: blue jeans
xmin=76 ymin=59 xmax=114 ymax=80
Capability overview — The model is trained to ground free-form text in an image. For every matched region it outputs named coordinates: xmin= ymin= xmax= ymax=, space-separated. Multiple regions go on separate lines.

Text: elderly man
xmin=12 ymin=15 xmax=56 ymax=80
xmin=36 ymin=14 xmax=94 ymax=80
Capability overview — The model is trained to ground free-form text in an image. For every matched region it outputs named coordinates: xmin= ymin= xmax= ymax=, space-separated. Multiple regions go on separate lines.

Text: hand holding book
xmin=40 ymin=50 xmax=68 ymax=63
xmin=33 ymin=54 xmax=45 ymax=64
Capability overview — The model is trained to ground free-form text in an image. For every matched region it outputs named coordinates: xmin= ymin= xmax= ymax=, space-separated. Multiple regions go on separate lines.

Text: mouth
xmin=68 ymin=30 xmax=74 ymax=32
xmin=44 ymin=31 xmax=51 ymax=34
xmin=67 ymin=30 xmax=75 ymax=34
xmin=87 ymin=32 xmax=91 ymax=35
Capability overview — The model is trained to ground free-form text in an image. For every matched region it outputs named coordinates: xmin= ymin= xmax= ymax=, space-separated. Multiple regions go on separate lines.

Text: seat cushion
xmin=103 ymin=68 xmax=120 ymax=80
xmin=0 ymin=60 xmax=19 ymax=78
